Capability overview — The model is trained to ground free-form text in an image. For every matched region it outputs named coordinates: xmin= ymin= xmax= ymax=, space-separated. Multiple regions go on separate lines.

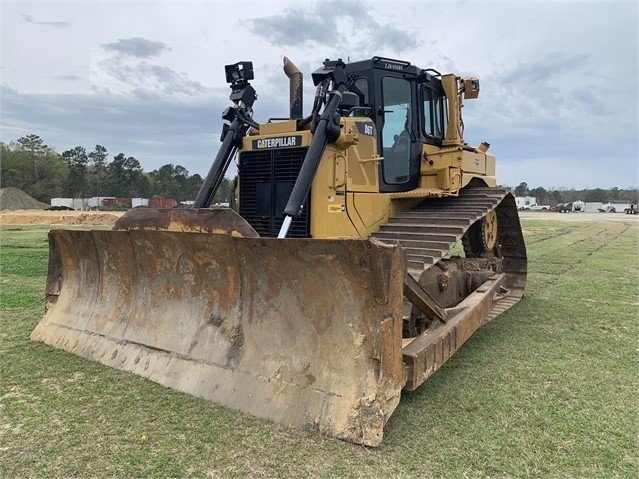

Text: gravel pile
xmin=0 ymin=187 xmax=49 ymax=210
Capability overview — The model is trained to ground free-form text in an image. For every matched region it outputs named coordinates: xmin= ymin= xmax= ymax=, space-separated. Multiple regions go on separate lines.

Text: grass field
xmin=1 ymin=217 xmax=638 ymax=478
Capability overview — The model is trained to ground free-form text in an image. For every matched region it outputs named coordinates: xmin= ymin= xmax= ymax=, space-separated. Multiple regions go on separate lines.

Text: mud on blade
xmin=31 ymin=230 xmax=406 ymax=446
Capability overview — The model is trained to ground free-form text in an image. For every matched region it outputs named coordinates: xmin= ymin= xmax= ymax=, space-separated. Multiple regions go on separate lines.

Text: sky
xmin=1 ymin=0 xmax=637 ymax=189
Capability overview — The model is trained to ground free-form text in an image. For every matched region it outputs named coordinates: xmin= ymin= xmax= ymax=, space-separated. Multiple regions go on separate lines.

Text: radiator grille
xmin=239 ymin=147 xmax=311 ymax=238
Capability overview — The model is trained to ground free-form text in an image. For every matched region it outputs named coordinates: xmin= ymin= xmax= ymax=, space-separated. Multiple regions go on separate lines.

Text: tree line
xmin=2 ymin=134 xmax=636 ymax=207
xmin=512 ymin=182 xmax=638 ymax=206
xmin=1 ymin=134 xmax=234 ymax=204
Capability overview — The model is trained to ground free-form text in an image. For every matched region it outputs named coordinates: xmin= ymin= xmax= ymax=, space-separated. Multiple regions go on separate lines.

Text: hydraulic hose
xmin=278 ymin=85 xmax=347 ymax=238
xmin=193 ymin=117 xmax=245 ymax=208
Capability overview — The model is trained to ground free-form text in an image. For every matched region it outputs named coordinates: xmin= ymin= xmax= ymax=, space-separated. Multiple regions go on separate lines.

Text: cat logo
xmin=253 ymin=136 xmax=302 ymax=149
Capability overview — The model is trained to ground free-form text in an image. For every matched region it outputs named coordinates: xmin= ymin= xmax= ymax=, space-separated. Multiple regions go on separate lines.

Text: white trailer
xmin=50 ymin=198 xmax=74 ymax=208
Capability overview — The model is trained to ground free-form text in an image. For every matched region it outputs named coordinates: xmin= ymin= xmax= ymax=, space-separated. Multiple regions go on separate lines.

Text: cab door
xmin=377 ymin=74 xmax=421 ymax=192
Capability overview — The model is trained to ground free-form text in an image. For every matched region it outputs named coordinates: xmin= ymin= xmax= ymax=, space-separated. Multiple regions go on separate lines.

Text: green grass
xmin=1 ymin=219 xmax=638 ymax=478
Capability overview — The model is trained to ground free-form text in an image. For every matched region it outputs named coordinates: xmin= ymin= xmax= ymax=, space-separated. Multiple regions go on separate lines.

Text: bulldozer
xmin=31 ymin=57 xmax=527 ymax=446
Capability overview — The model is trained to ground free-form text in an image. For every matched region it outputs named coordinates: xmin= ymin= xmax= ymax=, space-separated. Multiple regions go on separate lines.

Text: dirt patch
xmin=0 ymin=188 xmax=49 ymax=210
xmin=0 ymin=210 xmax=124 ymax=226
xmin=519 ymin=211 xmax=639 ymax=223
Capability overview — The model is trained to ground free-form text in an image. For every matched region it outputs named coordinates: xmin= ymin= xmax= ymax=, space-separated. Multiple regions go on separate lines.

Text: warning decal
xmin=328 ymin=204 xmax=346 ymax=213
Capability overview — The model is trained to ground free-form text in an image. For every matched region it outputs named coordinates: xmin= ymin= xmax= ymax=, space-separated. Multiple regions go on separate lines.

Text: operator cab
xmin=344 ymin=57 xmax=448 ymax=193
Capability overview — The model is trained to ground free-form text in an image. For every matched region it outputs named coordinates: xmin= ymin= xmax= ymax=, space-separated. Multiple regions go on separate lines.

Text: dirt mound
xmin=0 ymin=210 xmax=123 ymax=226
xmin=66 ymin=213 xmax=121 ymax=226
xmin=0 ymin=188 xmax=49 ymax=210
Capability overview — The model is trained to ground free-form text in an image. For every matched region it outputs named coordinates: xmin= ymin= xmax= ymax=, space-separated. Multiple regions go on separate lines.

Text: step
xmin=384 ymin=220 xmax=465 ymax=233
xmin=395 ymin=217 xmax=474 ymax=227
xmin=377 ymin=226 xmax=459 ymax=241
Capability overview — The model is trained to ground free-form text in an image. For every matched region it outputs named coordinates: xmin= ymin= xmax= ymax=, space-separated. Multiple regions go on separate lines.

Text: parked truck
xmin=528 ymin=203 xmax=549 ymax=211
xmin=556 ymin=202 xmax=573 ymax=213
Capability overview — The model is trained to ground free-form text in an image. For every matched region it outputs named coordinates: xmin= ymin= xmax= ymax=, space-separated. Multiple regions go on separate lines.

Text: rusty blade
xmin=31 ymin=230 xmax=407 ymax=446
xmin=113 ymin=207 xmax=259 ymax=236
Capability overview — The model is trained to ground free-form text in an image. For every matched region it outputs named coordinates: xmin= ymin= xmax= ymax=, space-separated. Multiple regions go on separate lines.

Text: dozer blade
xmin=31 ymin=228 xmax=407 ymax=446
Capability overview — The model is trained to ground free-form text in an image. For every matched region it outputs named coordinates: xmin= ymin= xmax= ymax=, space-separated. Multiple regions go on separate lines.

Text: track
xmin=372 ymin=187 xmax=528 ymax=327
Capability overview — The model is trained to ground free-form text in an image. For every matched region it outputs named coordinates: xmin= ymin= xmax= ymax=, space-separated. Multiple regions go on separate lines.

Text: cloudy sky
xmin=1 ymin=0 xmax=637 ymax=189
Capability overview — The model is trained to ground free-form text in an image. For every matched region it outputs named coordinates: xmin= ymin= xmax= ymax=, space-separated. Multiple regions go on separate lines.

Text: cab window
xmin=423 ymin=86 xmax=447 ymax=139
xmin=381 ymin=76 xmax=412 ymax=184
xmin=352 ymin=78 xmax=370 ymax=106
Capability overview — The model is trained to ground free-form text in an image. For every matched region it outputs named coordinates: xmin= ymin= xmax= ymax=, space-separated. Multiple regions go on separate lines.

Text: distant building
xmin=87 ymin=197 xmax=115 ymax=208
xmin=515 ymin=196 xmax=536 ymax=209
xmin=51 ymin=197 xmax=174 ymax=209
xmin=148 ymin=198 xmax=177 ymax=208
xmin=51 ymin=198 xmax=93 ymax=209
xmin=132 ymin=198 xmax=149 ymax=208
xmin=50 ymin=198 xmax=74 ymax=208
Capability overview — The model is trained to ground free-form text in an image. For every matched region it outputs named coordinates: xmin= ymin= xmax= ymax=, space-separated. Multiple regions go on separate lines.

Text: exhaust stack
xmin=283 ymin=56 xmax=303 ymax=119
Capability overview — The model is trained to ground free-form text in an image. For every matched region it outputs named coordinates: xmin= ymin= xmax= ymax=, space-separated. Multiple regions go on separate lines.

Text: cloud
xmin=249 ymin=7 xmax=328 ymax=46
xmin=2 ymin=1 xmax=636 ymax=189
xmin=0 ymin=84 xmax=224 ymax=176
xmin=36 ymin=21 xmax=70 ymax=29
xmin=97 ymin=38 xmax=197 ymax=96
xmin=102 ymin=37 xmax=170 ymax=58
xmin=248 ymin=1 xmax=418 ymax=53
xmin=98 ymin=57 xmax=205 ymax=96
xmin=48 ymin=74 xmax=84 ymax=82
xmin=20 ymin=12 xmax=69 ymax=28
xmin=338 ymin=1 xmax=417 ymax=53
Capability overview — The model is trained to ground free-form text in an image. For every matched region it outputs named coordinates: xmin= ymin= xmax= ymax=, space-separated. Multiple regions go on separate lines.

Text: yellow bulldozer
xmin=31 ymin=57 xmax=526 ymax=446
